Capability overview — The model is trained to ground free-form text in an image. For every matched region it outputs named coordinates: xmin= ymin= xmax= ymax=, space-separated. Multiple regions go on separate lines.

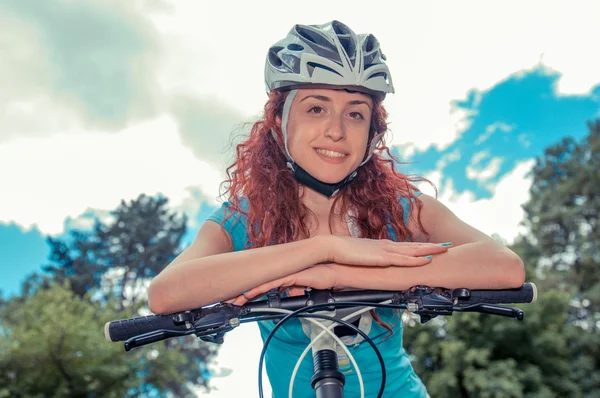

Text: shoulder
xmin=207 ymin=197 xmax=249 ymax=220
xmin=205 ymin=197 xmax=250 ymax=251
xmin=406 ymin=194 xmax=444 ymax=242
xmin=407 ymin=193 xmax=499 ymax=246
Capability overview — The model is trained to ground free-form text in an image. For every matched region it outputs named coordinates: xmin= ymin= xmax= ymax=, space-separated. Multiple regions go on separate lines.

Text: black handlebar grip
xmin=104 ymin=314 xmax=190 ymax=342
xmin=460 ymin=283 xmax=538 ymax=305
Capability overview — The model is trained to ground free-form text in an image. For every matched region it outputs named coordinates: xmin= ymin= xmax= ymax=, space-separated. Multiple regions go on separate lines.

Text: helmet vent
xmin=338 ymin=36 xmax=356 ymax=61
xmin=363 ymin=34 xmax=377 ymax=53
xmin=331 ymin=20 xmax=351 ymax=36
xmin=295 ymin=26 xmax=332 ymax=50
xmin=281 ymin=53 xmax=300 ymax=73
xmin=306 ymin=62 xmax=343 ymax=78
xmin=368 ymin=72 xmax=389 ymax=84
xmin=268 ymin=46 xmax=284 ymax=68
xmin=287 ymin=43 xmax=304 ymax=51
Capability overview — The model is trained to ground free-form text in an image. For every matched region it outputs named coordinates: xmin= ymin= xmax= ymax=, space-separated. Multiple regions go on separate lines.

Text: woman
xmin=148 ymin=20 xmax=525 ymax=397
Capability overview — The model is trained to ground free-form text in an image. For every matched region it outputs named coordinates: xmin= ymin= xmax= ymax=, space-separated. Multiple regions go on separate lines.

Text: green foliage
xmin=405 ymin=289 xmax=595 ymax=397
xmin=405 ymin=119 xmax=600 ymax=397
xmin=43 ymin=193 xmax=187 ymax=309
xmin=522 ymin=120 xmax=600 ymax=322
xmin=0 ymin=281 xmax=140 ymax=398
xmin=0 ymin=194 xmax=217 ymax=397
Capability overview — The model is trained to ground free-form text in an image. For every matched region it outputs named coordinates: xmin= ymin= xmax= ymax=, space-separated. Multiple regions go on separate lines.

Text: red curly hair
xmin=220 ymin=89 xmax=431 ymax=247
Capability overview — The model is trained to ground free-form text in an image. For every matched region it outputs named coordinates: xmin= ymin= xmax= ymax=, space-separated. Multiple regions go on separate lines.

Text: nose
xmin=324 ymin=114 xmax=345 ymax=142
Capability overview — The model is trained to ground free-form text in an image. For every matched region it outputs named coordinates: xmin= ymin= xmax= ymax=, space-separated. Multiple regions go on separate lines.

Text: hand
xmin=223 ymin=264 xmax=339 ymax=306
xmin=323 ymin=235 xmax=451 ymax=267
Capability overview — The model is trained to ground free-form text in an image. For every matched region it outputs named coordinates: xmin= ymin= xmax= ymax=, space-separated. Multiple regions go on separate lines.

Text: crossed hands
xmin=225 ymin=237 xmax=451 ymax=306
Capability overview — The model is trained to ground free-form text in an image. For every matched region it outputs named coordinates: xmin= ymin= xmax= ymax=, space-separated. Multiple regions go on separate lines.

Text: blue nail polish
xmin=440 ymin=242 xmax=453 ymax=247
xmin=425 ymin=255 xmax=433 ymax=259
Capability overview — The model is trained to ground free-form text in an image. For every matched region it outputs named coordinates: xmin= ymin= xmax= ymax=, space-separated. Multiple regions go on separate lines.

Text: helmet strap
xmin=292 ymin=164 xmax=357 ymax=198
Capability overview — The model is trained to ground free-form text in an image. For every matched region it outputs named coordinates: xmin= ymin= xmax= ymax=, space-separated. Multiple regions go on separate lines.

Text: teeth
xmin=315 ymin=148 xmax=346 ymax=158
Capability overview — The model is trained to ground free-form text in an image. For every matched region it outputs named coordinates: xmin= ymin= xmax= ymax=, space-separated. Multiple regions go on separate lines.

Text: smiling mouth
xmin=314 ymin=148 xmax=347 ymax=158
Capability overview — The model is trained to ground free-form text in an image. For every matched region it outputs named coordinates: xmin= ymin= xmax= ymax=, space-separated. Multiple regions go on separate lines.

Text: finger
xmin=243 ymin=286 xmax=270 ymax=300
xmin=381 ymin=241 xmax=448 ymax=247
xmin=288 ymin=286 xmax=306 ymax=297
xmin=354 ymin=253 xmax=432 ymax=267
xmin=233 ymin=295 xmax=249 ymax=305
xmin=223 ymin=295 xmax=248 ymax=305
xmin=384 ymin=243 xmax=450 ymax=256
xmin=244 ymin=279 xmax=284 ymax=299
xmin=386 ymin=253 xmax=434 ymax=267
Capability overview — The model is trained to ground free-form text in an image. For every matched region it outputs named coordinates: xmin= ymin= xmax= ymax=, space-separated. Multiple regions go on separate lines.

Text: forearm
xmin=149 ymin=236 xmax=328 ymax=313
xmin=335 ymin=242 xmax=526 ymax=290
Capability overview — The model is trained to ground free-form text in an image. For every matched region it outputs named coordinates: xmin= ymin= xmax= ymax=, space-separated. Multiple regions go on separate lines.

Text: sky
xmin=1 ymin=0 xmax=600 ymax=396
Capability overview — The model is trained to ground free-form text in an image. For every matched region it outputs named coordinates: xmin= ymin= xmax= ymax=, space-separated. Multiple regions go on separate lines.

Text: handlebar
xmin=105 ymin=283 xmax=537 ymax=351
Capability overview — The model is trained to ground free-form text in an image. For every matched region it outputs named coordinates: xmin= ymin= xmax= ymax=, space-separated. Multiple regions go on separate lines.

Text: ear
xmin=275 ymin=115 xmax=282 ymax=128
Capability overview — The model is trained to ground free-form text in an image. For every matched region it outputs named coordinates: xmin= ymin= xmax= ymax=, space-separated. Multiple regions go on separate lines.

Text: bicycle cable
xmin=252 ymin=303 xmax=386 ymax=398
xmin=289 ymin=300 xmax=392 ymax=398
xmin=252 ymin=308 xmax=364 ymax=398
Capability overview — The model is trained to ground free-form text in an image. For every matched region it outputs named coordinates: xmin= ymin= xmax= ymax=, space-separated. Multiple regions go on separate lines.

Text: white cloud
xmin=418 ymin=160 xmax=535 ymax=244
xmin=194 ymin=323 xmax=272 ymax=397
xmin=169 ymin=93 xmax=247 ymax=170
xmin=0 ymin=13 xmax=83 ymax=142
xmin=518 ymin=133 xmax=533 ymax=149
xmin=0 ymin=0 xmax=163 ymax=140
xmin=466 ymin=156 xmax=503 ymax=182
xmin=475 ymin=123 xmax=515 ymax=145
xmin=470 ymin=151 xmax=489 ymax=166
xmin=128 ymin=0 xmax=600 ymax=160
xmin=436 ymin=148 xmax=462 ymax=170
xmin=0 ymin=116 xmax=223 ymax=235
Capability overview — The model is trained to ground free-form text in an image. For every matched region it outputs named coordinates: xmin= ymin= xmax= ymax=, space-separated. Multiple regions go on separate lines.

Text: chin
xmin=306 ymin=169 xmax=349 ymax=184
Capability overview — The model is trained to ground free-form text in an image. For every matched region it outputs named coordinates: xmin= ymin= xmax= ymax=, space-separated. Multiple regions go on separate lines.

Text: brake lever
xmin=454 ymin=304 xmax=525 ymax=320
xmin=197 ymin=328 xmax=232 ymax=344
xmin=124 ymin=329 xmax=195 ymax=351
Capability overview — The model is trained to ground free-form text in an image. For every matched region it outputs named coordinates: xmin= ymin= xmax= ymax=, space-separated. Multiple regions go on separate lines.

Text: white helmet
xmin=265 ymin=20 xmax=394 ymax=100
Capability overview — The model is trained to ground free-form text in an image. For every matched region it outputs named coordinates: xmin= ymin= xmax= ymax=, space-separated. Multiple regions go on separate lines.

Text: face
xmin=284 ymin=88 xmax=373 ymax=184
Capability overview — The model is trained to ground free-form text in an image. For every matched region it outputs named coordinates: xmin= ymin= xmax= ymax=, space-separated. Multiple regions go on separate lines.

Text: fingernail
xmin=425 ymin=255 xmax=433 ymax=259
xmin=440 ymin=242 xmax=453 ymax=247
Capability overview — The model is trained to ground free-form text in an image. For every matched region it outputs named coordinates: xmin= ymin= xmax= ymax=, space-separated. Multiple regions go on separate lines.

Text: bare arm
xmin=335 ymin=194 xmax=525 ymax=290
xmin=332 ymin=243 xmax=524 ymax=290
xmin=148 ymin=196 xmax=453 ymax=314
xmin=148 ymin=220 xmax=329 ymax=314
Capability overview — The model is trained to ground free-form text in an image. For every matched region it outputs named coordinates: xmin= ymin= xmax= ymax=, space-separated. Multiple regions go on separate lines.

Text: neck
xmin=299 ymin=185 xmax=342 ymax=222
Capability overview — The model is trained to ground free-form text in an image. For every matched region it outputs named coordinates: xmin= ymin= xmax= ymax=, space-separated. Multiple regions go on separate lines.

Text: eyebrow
xmin=299 ymin=95 xmax=372 ymax=109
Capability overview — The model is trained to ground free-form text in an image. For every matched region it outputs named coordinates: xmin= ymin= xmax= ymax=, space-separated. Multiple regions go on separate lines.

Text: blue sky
xmin=1 ymin=1 xmax=599 ymax=396
xmin=399 ymin=66 xmax=600 ymax=198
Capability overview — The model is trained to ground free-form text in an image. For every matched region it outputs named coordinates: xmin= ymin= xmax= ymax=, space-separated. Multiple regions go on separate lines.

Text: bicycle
xmin=105 ymin=283 xmax=538 ymax=398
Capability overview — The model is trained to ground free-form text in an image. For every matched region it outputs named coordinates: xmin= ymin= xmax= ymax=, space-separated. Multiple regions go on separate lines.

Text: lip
xmin=313 ymin=146 xmax=349 ymax=155
xmin=313 ymin=147 xmax=348 ymax=164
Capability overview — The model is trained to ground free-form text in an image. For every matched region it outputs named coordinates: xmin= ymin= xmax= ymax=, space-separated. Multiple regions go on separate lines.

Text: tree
xmin=43 ymin=194 xmax=187 ymax=310
xmin=0 ymin=193 xmax=219 ymax=397
xmin=404 ymin=119 xmax=600 ymax=397
xmin=0 ymin=281 xmax=142 ymax=398
xmin=404 ymin=238 xmax=584 ymax=397
xmin=522 ymin=120 xmax=600 ymax=329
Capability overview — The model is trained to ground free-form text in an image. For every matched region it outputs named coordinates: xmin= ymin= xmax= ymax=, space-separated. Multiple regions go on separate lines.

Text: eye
xmin=308 ymin=106 xmax=324 ymax=115
xmin=349 ymin=112 xmax=364 ymax=120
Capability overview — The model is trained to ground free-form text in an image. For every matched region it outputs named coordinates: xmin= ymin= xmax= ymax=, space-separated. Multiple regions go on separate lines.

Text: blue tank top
xmin=207 ymin=195 xmax=428 ymax=398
